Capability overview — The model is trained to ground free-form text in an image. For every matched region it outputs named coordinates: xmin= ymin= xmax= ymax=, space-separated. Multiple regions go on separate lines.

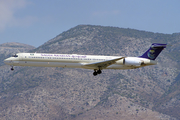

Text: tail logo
xmin=147 ymin=49 xmax=156 ymax=59
xmin=139 ymin=43 xmax=166 ymax=60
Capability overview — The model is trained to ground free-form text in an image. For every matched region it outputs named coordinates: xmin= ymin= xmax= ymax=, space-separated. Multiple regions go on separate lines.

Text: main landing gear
xmin=93 ymin=69 xmax=102 ymax=76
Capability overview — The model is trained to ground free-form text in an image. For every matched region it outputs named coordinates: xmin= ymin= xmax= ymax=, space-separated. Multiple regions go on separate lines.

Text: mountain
xmin=0 ymin=25 xmax=180 ymax=120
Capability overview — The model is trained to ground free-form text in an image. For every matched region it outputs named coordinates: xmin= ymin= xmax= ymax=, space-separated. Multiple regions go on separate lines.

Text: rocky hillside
xmin=0 ymin=25 xmax=180 ymax=120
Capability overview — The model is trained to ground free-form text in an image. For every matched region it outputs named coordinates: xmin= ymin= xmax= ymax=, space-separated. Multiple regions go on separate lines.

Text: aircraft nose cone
xmin=4 ymin=58 xmax=11 ymax=65
xmin=4 ymin=59 xmax=8 ymax=64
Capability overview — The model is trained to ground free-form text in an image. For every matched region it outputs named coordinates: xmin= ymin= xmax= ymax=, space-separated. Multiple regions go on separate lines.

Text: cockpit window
xmin=12 ymin=54 xmax=18 ymax=57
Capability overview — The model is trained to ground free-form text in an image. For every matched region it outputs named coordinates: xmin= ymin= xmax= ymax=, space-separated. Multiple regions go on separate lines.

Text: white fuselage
xmin=4 ymin=53 xmax=157 ymax=70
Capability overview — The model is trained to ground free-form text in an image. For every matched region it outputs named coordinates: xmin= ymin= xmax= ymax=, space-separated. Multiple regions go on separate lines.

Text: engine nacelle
xmin=123 ymin=58 xmax=144 ymax=66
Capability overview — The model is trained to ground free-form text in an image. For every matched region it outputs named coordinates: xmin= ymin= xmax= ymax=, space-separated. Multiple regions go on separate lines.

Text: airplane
xmin=4 ymin=43 xmax=166 ymax=76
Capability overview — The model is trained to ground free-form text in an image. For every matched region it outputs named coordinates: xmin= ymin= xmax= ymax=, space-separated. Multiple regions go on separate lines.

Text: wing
xmin=83 ymin=57 xmax=124 ymax=69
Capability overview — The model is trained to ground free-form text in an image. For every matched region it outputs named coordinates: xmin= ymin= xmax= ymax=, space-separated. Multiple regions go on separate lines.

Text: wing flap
xmin=83 ymin=57 xmax=124 ymax=69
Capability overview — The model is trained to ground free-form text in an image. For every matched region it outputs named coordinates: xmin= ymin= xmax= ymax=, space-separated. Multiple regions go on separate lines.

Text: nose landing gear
xmin=11 ymin=66 xmax=14 ymax=71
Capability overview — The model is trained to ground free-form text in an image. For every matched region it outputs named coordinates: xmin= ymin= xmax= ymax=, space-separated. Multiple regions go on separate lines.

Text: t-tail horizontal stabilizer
xmin=139 ymin=43 xmax=167 ymax=60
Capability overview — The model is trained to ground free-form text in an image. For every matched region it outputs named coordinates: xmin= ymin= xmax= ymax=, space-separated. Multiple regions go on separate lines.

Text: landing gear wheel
xmin=11 ymin=66 xmax=14 ymax=71
xmin=97 ymin=70 xmax=102 ymax=74
xmin=93 ymin=71 xmax=97 ymax=76
xmin=93 ymin=69 xmax=102 ymax=76
xmin=93 ymin=69 xmax=98 ymax=76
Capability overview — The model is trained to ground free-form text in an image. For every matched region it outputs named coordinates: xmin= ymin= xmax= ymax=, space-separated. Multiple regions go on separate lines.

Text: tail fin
xmin=139 ymin=43 xmax=167 ymax=60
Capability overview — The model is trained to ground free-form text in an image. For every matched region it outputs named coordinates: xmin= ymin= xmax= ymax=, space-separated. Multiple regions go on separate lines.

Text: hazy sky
xmin=0 ymin=0 xmax=180 ymax=47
